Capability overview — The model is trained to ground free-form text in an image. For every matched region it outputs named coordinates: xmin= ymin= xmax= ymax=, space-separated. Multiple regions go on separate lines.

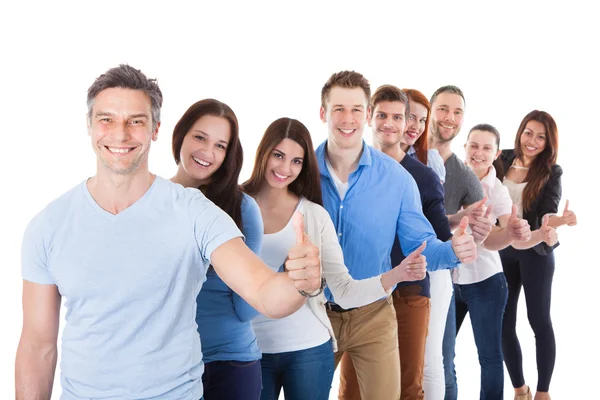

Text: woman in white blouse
xmin=242 ymin=117 xmax=427 ymax=400
xmin=451 ymin=124 xmax=557 ymax=400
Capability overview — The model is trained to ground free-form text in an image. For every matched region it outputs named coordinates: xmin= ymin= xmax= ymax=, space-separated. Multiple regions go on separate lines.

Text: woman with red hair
xmin=399 ymin=88 xmax=452 ymax=399
xmin=499 ymin=110 xmax=577 ymax=400
xmin=401 ymin=89 xmax=446 ymax=183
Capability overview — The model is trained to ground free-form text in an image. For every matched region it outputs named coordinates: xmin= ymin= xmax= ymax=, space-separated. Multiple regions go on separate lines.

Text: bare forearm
xmin=15 ymin=343 xmax=57 ymax=400
xmin=256 ymin=272 xmax=306 ymax=319
xmin=510 ymin=230 xmax=544 ymax=250
xmin=482 ymin=227 xmax=514 ymax=251
xmin=447 ymin=212 xmax=464 ymax=230
xmin=548 ymin=215 xmax=565 ymax=229
xmin=380 ymin=270 xmax=397 ymax=292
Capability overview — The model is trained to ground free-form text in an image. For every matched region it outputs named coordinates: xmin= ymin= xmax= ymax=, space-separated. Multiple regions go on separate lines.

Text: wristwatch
xmin=299 ymin=274 xmax=326 ymax=298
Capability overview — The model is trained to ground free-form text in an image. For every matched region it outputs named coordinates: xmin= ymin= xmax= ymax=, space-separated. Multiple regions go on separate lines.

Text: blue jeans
xmin=260 ymin=339 xmax=334 ymax=400
xmin=443 ymin=289 xmax=457 ymax=400
xmin=448 ymin=272 xmax=509 ymax=400
xmin=201 ymin=359 xmax=262 ymax=400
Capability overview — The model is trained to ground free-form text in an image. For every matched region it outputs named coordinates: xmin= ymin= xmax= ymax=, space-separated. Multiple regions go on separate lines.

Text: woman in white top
xmin=499 ymin=111 xmax=576 ymax=400
xmin=400 ymin=88 xmax=446 ymax=183
xmin=452 ymin=124 xmax=556 ymax=400
xmin=242 ymin=117 xmax=427 ymax=400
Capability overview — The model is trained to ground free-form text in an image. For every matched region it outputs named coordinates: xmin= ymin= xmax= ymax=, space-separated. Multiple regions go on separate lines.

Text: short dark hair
xmin=370 ymin=85 xmax=410 ymax=119
xmin=321 ymin=71 xmax=371 ymax=110
xmin=430 ymin=85 xmax=465 ymax=107
xmin=87 ymin=64 xmax=163 ymax=131
xmin=468 ymin=123 xmax=501 ymax=148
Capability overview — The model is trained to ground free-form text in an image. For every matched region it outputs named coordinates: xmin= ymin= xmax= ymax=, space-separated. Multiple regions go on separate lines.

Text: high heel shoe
xmin=514 ymin=386 xmax=532 ymax=400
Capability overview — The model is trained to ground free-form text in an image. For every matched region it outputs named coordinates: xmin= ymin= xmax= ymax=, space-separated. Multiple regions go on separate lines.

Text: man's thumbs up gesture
xmin=284 ymin=211 xmax=322 ymax=293
xmin=451 ymin=216 xmax=478 ymax=264
xmin=393 ymin=241 xmax=428 ymax=282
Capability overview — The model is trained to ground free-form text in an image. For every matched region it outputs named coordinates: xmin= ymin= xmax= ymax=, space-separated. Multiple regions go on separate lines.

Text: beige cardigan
xmin=301 ymin=199 xmax=391 ymax=352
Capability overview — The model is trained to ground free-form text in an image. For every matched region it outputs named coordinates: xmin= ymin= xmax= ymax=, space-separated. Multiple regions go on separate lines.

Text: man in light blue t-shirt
xmin=15 ymin=65 xmax=323 ymax=400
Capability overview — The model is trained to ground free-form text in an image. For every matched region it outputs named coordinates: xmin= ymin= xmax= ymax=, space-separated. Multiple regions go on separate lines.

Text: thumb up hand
xmin=394 ymin=241 xmax=428 ymax=282
xmin=285 ymin=211 xmax=321 ymax=293
xmin=508 ymin=204 xmax=532 ymax=242
xmin=562 ymin=200 xmax=577 ymax=227
xmin=451 ymin=216 xmax=477 ymax=264
xmin=541 ymin=214 xmax=558 ymax=246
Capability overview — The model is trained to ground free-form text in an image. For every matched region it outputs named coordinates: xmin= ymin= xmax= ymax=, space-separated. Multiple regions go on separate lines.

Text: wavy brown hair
xmin=513 ymin=110 xmax=559 ymax=212
xmin=242 ymin=118 xmax=322 ymax=206
xmin=403 ymin=89 xmax=431 ymax=165
xmin=172 ymin=99 xmax=244 ymax=228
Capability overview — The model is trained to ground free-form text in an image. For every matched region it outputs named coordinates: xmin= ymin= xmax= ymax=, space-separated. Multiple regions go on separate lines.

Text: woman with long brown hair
xmin=170 ymin=99 xmax=264 ymax=399
xmin=400 ymin=88 xmax=446 ymax=183
xmin=243 ymin=117 xmax=427 ymax=400
xmin=499 ymin=110 xmax=577 ymax=400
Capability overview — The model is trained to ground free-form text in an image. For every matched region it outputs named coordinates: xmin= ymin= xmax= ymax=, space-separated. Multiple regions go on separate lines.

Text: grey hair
xmin=86 ymin=64 xmax=163 ymax=131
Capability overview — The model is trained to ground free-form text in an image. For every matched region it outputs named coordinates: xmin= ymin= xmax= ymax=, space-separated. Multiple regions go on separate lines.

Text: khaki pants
xmin=338 ymin=285 xmax=430 ymax=400
xmin=329 ymin=296 xmax=401 ymax=400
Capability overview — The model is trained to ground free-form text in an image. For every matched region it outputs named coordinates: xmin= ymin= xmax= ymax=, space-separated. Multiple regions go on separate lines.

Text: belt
xmin=326 ymin=302 xmax=358 ymax=313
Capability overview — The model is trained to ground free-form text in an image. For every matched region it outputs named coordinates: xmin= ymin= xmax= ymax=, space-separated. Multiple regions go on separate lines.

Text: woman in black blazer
xmin=498 ymin=110 xmax=577 ymax=400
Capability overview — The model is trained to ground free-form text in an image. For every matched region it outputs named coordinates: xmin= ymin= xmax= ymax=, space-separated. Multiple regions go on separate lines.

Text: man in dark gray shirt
xmin=429 ymin=85 xmax=491 ymax=400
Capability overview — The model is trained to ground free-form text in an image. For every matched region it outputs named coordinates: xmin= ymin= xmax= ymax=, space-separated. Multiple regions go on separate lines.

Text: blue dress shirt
xmin=316 ymin=141 xmax=459 ymax=303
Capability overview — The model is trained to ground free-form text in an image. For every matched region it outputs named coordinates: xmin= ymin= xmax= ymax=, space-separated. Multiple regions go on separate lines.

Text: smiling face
xmin=430 ymin=92 xmax=465 ymax=143
xmin=402 ymin=100 xmax=428 ymax=147
xmin=320 ymin=86 xmax=370 ymax=151
xmin=177 ymin=115 xmax=231 ymax=186
xmin=369 ymin=101 xmax=407 ymax=148
xmin=264 ymin=138 xmax=305 ymax=190
xmin=88 ymin=87 xmax=159 ymax=175
xmin=519 ymin=120 xmax=547 ymax=160
xmin=465 ymin=129 xmax=501 ymax=177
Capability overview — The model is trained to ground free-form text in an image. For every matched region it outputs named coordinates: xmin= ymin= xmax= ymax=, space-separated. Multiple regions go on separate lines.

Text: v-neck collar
xmin=82 ymin=176 xmax=162 ymax=220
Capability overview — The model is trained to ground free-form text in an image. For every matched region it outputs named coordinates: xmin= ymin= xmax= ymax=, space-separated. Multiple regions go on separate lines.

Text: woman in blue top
xmin=170 ymin=99 xmax=263 ymax=400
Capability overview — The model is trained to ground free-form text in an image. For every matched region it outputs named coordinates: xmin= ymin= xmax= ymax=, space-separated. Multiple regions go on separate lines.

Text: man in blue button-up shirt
xmin=316 ymin=71 xmax=477 ymax=400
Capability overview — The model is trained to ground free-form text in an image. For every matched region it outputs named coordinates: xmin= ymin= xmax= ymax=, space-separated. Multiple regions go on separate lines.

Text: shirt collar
xmin=316 ymin=140 xmax=372 ymax=177
xmin=480 ymin=165 xmax=497 ymax=191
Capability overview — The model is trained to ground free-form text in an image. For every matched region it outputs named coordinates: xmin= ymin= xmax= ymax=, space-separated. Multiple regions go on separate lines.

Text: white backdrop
xmin=1 ymin=1 xmax=596 ymax=399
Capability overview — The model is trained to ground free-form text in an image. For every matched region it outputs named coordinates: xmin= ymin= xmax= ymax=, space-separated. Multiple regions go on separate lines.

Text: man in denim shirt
xmin=316 ymin=71 xmax=478 ymax=400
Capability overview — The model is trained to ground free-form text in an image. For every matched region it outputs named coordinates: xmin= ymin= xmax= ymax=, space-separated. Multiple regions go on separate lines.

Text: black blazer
xmin=499 ymin=149 xmax=562 ymax=256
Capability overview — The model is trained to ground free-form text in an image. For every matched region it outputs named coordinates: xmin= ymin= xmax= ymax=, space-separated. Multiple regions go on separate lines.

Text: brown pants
xmin=328 ymin=296 xmax=400 ymax=400
xmin=338 ymin=285 xmax=430 ymax=400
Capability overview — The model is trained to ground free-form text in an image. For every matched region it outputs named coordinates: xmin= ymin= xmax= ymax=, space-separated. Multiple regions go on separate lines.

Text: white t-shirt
xmin=452 ymin=167 xmax=513 ymax=285
xmin=21 ymin=177 xmax=242 ymax=400
xmin=325 ymin=155 xmax=349 ymax=200
xmin=251 ymin=200 xmax=330 ymax=353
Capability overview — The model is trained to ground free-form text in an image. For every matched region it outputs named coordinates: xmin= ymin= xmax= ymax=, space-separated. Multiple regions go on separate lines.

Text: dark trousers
xmin=202 ymin=359 xmax=262 ymax=400
xmin=500 ymin=246 xmax=556 ymax=392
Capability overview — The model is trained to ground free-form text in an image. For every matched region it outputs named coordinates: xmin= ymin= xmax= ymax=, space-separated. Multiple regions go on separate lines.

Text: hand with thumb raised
xmin=285 ymin=211 xmax=321 ymax=293
xmin=394 ymin=241 xmax=428 ymax=282
xmin=541 ymin=214 xmax=558 ymax=246
xmin=508 ymin=204 xmax=531 ymax=242
xmin=562 ymin=199 xmax=577 ymax=227
xmin=451 ymin=216 xmax=477 ymax=264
